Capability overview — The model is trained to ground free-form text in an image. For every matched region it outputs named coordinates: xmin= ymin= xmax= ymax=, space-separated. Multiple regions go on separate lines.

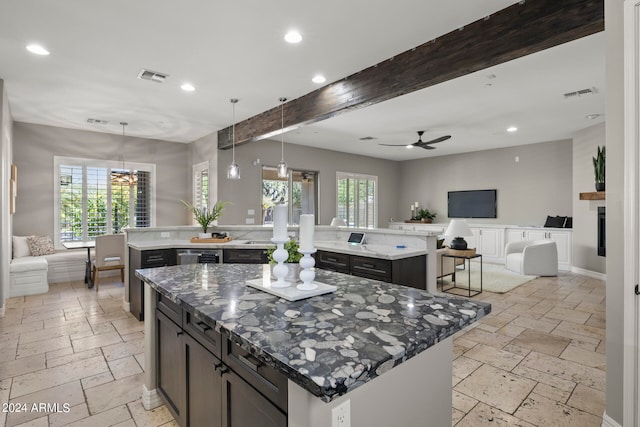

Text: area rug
xmin=439 ymin=261 xmax=537 ymax=294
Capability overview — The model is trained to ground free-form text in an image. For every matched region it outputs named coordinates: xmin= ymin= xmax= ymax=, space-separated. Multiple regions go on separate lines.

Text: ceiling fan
xmin=379 ymin=131 xmax=451 ymax=150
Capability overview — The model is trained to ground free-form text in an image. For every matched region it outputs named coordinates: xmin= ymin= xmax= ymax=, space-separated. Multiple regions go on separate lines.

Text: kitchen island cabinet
xmin=137 ymin=264 xmax=490 ymax=427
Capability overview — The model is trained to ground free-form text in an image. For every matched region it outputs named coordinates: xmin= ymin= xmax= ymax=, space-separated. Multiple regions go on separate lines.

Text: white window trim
xmin=192 ymin=161 xmax=210 ymax=225
xmin=53 ymin=156 xmax=156 ymax=248
xmin=336 ymin=171 xmax=378 ymax=229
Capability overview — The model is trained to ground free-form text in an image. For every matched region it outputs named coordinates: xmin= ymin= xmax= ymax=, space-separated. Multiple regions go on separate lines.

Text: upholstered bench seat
xmin=9 ymin=257 xmax=49 ymax=297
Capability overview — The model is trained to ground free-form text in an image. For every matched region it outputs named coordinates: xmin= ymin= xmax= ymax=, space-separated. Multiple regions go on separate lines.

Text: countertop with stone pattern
xmin=136 ymin=263 xmax=491 ymax=402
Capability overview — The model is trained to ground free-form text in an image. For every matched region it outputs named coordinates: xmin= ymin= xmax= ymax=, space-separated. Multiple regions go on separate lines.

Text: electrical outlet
xmin=160 ymin=232 xmax=170 ymax=238
xmin=331 ymin=399 xmax=351 ymax=427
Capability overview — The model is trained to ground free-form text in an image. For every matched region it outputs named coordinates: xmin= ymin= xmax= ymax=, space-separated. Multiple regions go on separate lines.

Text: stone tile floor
xmin=0 ymin=271 xmax=605 ymax=426
xmin=449 ymin=272 xmax=605 ymax=426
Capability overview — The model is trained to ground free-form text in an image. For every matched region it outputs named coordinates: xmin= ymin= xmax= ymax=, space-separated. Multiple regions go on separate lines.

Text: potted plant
xmin=266 ymin=239 xmax=302 ymax=282
xmin=182 ymin=200 xmax=228 ymax=238
xmin=417 ymin=208 xmax=437 ymax=223
xmin=593 ymin=145 xmax=605 ymax=192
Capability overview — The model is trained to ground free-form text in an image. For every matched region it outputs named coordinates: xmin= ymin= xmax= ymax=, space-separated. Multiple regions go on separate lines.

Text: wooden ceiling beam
xmin=218 ymin=0 xmax=603 ymax=149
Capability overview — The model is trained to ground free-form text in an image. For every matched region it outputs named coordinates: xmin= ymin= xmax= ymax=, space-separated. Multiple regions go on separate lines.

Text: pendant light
xmin=276 ymin=97 xmax=288 ymax=178
xmin=227 ymin=98 xmax=240 ymax=179
xmin=112 ymin=122 xmax=129 ymax=185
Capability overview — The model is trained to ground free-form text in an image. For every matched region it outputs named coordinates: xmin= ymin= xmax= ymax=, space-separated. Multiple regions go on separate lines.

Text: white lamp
xmin=330 ymin=217 xmax=346 ymax=227
xmin=445 ymin=219 xmax=473 ymax=250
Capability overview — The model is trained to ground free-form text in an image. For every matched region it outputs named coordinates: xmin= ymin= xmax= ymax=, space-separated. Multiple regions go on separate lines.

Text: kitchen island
xmin=137 ymin=263 xmax=490 ymax=427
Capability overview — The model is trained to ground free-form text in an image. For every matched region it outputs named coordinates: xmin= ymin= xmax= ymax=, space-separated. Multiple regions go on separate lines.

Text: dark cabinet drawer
xmin=156 ymin=309 xmax=186 ymax=426
xmin=157 ymin=292 xmax=182 ymax=327
xmin=142 ymin=249 xmax=174 ymax=267
xmin=222 ymin=339 xmax=288 ymax=413
xmin=315 ymin=250 xmax=350 ymax=274
xmin=223 ymin=249 xmax=268 ymax=264
xmin=183 ymin=311 xmax=221 ymax=358
xmin=351 ymin=256 xmax=392 ymax=281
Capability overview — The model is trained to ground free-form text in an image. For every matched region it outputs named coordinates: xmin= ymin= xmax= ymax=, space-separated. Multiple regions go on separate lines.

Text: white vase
xmin=198 ymin=232 xmax=211 ymax=239
xmin=271 ymin=263 xmax=300 ymax=283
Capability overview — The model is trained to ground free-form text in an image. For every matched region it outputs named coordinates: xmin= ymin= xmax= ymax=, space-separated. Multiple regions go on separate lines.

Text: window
xmin=336 ymin=172 xmax=377 ymax=228
xmin=54 ymin=156 xmax=155 ymax=246
xmin=192 ymin=161 xmax=210 ymax=219
xmin=262 ymin=166 xmax=318 ymax=225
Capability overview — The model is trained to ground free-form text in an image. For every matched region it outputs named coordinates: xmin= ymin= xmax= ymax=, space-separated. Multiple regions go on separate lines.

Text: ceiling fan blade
xmin=378 ymin=143 xmax=414 ymax=147
xmin=419 ymin=145 xmax=436 ymax=150
xmin=417 ymin=135 xmax=452 ymax=145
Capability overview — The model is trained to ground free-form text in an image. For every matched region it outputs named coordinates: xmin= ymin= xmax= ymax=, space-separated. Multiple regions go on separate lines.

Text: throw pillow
xmin=27 ymin=235 xmax=55 ymax=256
xmin=12 ymin=235 xmax=33 ymax=258
xmin=564 ymin=217 xmax=573 ymax=228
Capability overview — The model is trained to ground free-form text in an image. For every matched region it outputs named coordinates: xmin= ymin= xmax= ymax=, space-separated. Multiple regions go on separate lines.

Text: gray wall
xmin=572 ymin=123 xmax=605 ymax=274
xmin=397 ymin=139 xmax=573 ymax=226
xmin=1 ymin=80 xmax=13 ymax=311
xmin=12 ymin=122 xmax=192 ymax=238
xmin=217 ymin=139 xmax=401 ymax=227
xmin=605 ymin=0 xmax=623 ymax=423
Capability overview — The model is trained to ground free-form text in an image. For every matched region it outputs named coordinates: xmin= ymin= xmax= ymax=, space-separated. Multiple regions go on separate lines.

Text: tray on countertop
xmin=246 ymin=278 xmax=337 ymax=301
xmin=190 ymin=236 xmax=232 ymax=243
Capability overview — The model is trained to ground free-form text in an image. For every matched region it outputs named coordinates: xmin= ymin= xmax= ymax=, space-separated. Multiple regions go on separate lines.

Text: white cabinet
xmin=468 ymin=227 xmax=504 ymax=263
xmin=505 ymin=227 xmax=572 ymax=271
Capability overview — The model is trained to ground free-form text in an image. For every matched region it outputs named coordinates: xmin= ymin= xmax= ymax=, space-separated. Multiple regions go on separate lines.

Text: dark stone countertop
xmin=137 ymin=263 xmax=490 ymax=402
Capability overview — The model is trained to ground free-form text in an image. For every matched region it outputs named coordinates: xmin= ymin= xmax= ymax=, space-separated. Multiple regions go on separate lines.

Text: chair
xmin=92 ymin=234 xmax=125 ymax=291
xmin=504 ymin=240 xmax=558 ymax=276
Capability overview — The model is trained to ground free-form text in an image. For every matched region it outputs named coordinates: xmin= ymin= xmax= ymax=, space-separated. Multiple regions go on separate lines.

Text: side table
xmin=440 ymin=252 xmax=482 ymax=297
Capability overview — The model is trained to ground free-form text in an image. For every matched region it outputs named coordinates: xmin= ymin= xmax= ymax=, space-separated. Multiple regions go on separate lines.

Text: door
xmin=156 ymin=310 xmax=185 ymax=426
xmin=184 ymin=333 xmax=222 ymax=427
xmin=548 ymin=231 xmax=571 ymax=267
xmin=221 ymin=368 xmax=287 ymax=427
xmin=526 ymin=230 xmax=548 ymax=241
xmin=505 ymin=229 xmax=526 ymax=246
xmin=476 ymin=228 xmax=503 ymax=259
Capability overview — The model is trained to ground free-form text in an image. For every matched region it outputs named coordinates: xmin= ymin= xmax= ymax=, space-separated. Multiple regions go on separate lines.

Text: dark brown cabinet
xmin=315 ymin=250 xmax=350 ymax=274
xmin=130 ymin=248 xmax=175 ymax=320
xmin=316 ymin=250 xmax=426 ymax=290
xmin=154 ymin=291 xmax=287 ymax=427
xmin=156 ymin=309 xmax=186 ymax=426
xmin=223 ymin=249 xmax=268 ymax=264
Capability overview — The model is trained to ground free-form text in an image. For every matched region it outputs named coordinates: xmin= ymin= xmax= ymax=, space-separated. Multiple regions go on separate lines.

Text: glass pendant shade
xmin=276 ymin=161 xmax=288 ymax=178
xmin=227 ymin=161 xmax=240 ymax=179
xmin=227 ymin=98 xmax=240 ymax=180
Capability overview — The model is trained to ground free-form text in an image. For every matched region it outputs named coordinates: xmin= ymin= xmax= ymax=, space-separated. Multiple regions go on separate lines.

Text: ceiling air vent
xmin=563 ymin=87 xmax=598 ymax=99
xmin=137 ymin=69 xmax=169 ymax=83
xmin=87 ymin=118 xmax=109 ymax=125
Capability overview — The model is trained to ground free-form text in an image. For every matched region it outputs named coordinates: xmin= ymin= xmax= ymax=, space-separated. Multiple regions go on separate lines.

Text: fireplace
xmin=598 ymin=206 xmax=606 ymax=257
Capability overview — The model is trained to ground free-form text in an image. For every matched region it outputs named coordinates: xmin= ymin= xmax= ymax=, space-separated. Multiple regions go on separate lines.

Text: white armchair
xmin=505 ymin=240 xmax=558 ymax=276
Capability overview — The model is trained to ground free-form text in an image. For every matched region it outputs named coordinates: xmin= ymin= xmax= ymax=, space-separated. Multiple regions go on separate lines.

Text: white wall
xmin=604 ymin=0 xmax=624 ymax=423
xmin=217 ymin=139 xmax=401 ymax=227
xmin=0 ymin=80 xmax=13 ymax=314
xmin=572 ymin=123 xmax=606 ymax=274
xmin=12 ymin=122 xmax=192 ymax=238
xmin=398 ymin=139 xmax=573 ymax=226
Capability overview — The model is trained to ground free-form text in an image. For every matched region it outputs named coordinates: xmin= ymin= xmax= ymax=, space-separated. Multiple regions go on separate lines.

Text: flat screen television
xmin=448 ymin=189 xmax=497 ymax=219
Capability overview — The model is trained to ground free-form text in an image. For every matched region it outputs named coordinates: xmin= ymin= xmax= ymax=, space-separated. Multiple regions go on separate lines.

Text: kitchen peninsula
xmin=136 ymin=263 xmax=491 ymax=426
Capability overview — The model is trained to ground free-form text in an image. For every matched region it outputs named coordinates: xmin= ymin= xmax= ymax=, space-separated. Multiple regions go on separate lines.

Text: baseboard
xmin=142 ymin=385 xmax=163 ymax=410
xmin=122 ymin=300 xmax=131 ymax=312
xmin=570 ymin=266 xmax=606 ymax=281
xmin=601 ymin=412 xmax=622 ymax=427
xmin=0 ymin=305 xmax=5 ymax=318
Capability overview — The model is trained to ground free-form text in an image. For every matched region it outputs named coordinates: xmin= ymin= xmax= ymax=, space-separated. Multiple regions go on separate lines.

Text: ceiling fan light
xmin=406 ymin=144 xmax=414 ymax=149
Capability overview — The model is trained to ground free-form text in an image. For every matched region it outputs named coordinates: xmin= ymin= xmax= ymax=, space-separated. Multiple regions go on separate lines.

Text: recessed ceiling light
xmin=312 ymin=74 xmax=326 ymax=84
xmin=284 ymin=30 xmax=302 ymax=44
xmin=507 ymin=126 xmax=518 ymax=133
xmin=26 ymin=44 xmax=50 ymax=56
xmin=181 ymin=83 xmax=195 ymax=92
